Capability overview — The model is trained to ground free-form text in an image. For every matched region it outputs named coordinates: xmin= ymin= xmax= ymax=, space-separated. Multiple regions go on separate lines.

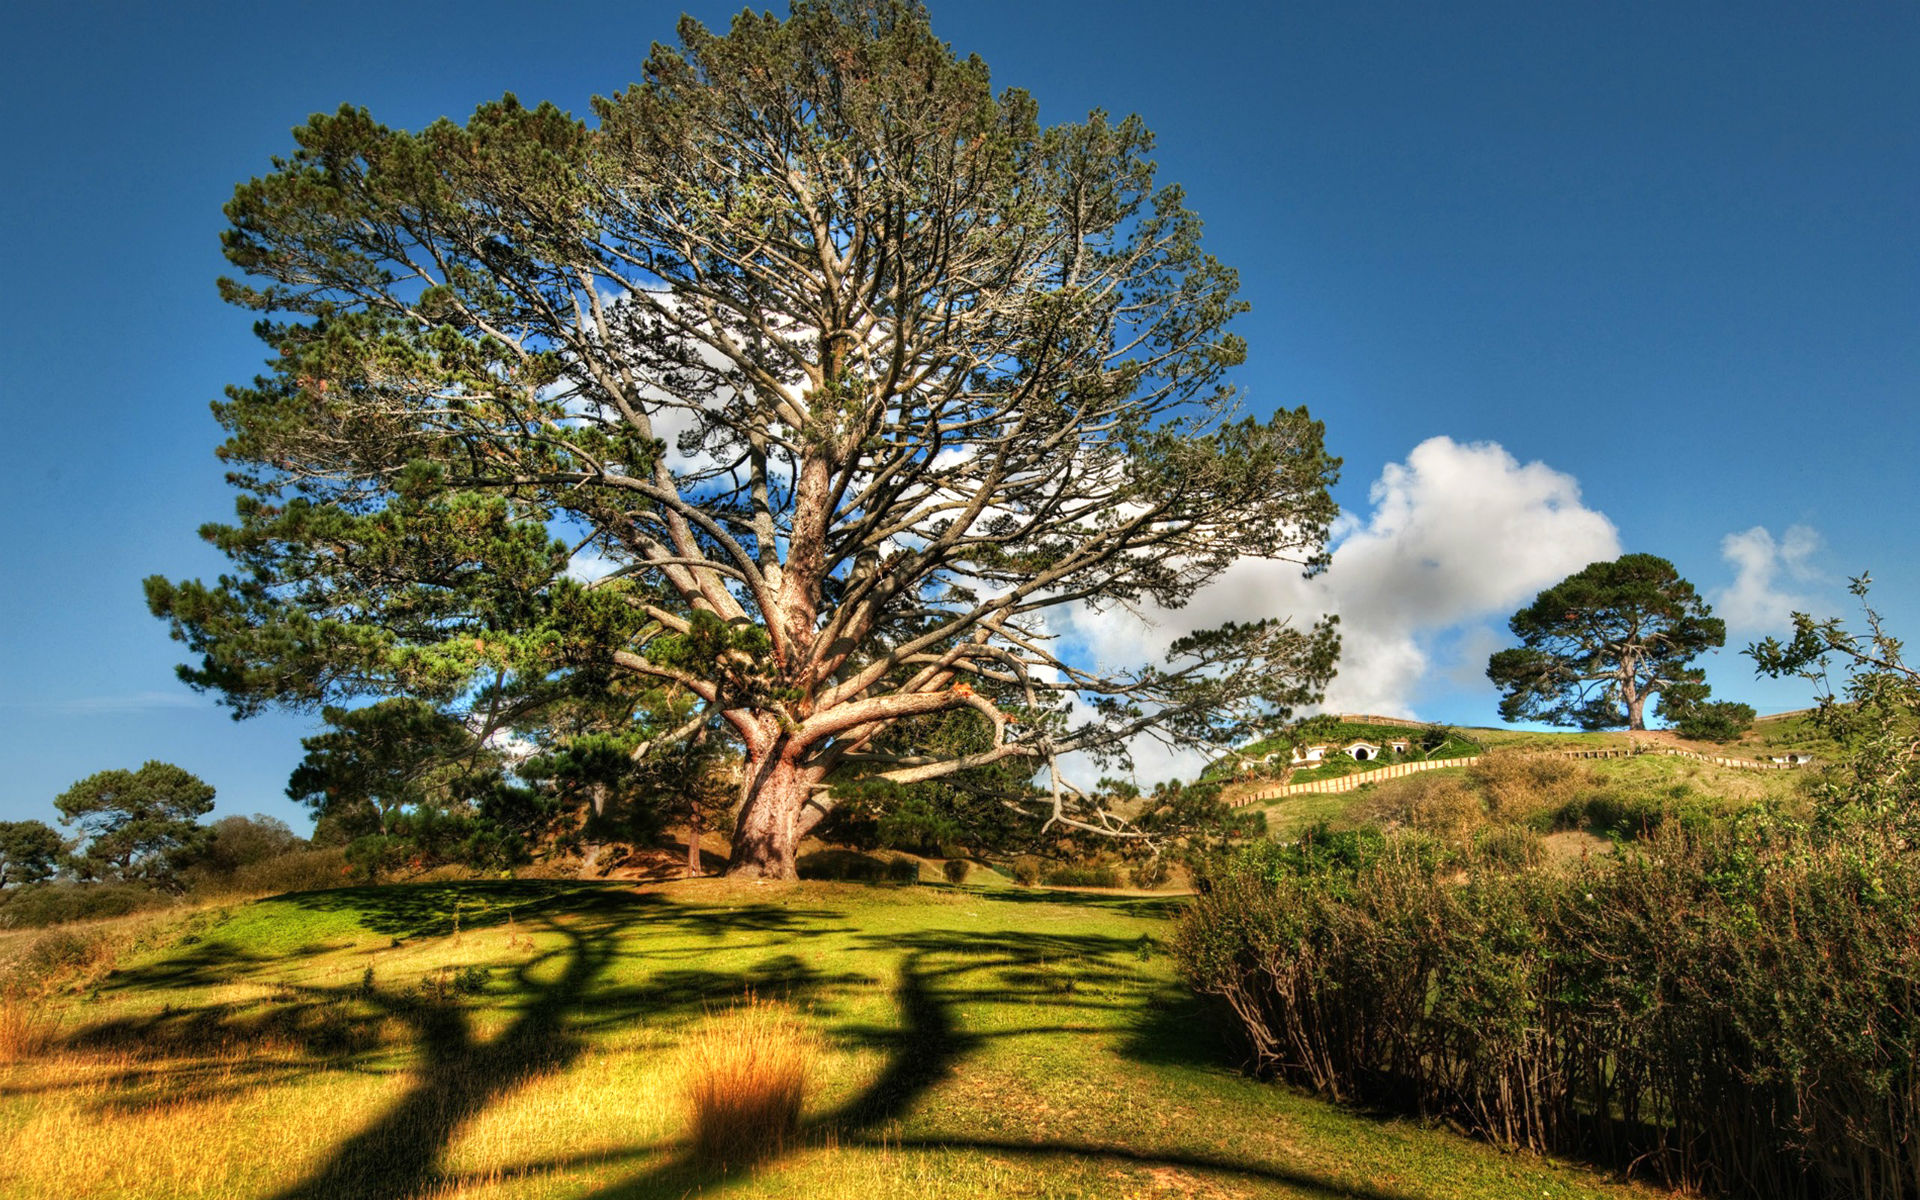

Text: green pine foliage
xmin=53 ymin=763 xmax=215 ymax=889
xmin=1487 ymin=554 xmax=1726 ymax=731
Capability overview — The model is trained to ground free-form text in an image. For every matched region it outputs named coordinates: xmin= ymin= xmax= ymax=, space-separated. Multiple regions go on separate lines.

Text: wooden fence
xmin=1233 ymin=755 xmax=1483 ymax=805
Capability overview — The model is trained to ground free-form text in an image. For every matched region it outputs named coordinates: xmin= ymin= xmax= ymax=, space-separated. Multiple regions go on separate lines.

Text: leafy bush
xmin=796 ymin=850 xmax=887 ymax=882
xmin=941 ymin=858 xmax=971 ymax=885
xmin=1039 ymin=864 xmax=1121 ymax=888
xmin=886 ymin=857 xmax=921 ymax=884
xmin=1175 ymin=818 xmax=1920 ymax=1197
xmin=1673 ymin=698 xmax=1756 ymax=742
xmin=0 ymin=882 xmax=174 ymax=928
xmin=1009 ymin=856 xmax=1041 ymax=887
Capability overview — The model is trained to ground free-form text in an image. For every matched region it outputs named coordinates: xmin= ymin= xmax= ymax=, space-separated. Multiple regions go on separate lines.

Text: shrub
xmin=885 ymin=857 xmax=921 ymax=884
xmin=941 ymin=858 xmax=971 ymax=885
xmin=1549 ymin=790 xmax=1665 ymax=839
xmin=1470 ymin=750 xmax=1593 ymax=821
xmin=680 ymin=999 xmax=812 ymax=1168
xmin=1174 ymin=820 xmax=1920 ymax=1197
xmin=204 ymin=847 xmax=352 ymax=898
xmin=0 ymin=882 xmax=173 ymax=928
xmin=1039 ymin=864 xmax=1121 ymax=888
xmin=1667 ymin=695 xmax=1757 ymax=742
xmin=1472 ymin=824 xmax=1544 ymax=869
xmin=796 ymin=851 xmax=887 ymax=882
xmin=5 ymin=926 xmax=118 ymax=995
xmin=1009 ymin=856 xmax=1041 ymax=887
xmin=1348 ymin=771 xmax=1486 ymax=840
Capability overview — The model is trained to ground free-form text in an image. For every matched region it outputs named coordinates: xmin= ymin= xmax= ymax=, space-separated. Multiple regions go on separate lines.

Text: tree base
xmin=722 ymin=859 xmax=800 ymax=881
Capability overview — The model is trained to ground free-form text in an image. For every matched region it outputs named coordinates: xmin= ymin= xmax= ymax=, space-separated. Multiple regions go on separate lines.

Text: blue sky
xmin=1 ymin=1 xmax=1914 ymax=825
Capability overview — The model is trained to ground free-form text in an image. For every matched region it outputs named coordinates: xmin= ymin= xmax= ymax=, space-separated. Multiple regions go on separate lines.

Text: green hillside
xmin=1248 ymin=738 xmax=1812 ymax=842
xmin=0 ymin=881 xmax=1659 ymax=1200
xmin=1208 ymin=720 xmax=1481 ymax=785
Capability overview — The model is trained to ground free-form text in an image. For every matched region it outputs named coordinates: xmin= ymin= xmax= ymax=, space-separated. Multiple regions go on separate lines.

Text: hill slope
xmin=1 ymin=880 xmax=1660 ymax=1199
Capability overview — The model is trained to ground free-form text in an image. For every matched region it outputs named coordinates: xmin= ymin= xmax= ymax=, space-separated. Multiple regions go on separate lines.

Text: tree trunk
xmin=687 ymin=800 xmax=703 ymax=878
xmin=725 ymin=753 xmax=810 ymax=880
xmin=1626 ymin=691 xmax=1647 ymax=731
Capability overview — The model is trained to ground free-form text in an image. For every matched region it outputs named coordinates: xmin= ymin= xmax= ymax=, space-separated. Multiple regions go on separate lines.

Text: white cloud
xmin=1714 ymin=524 xmax=1821 ymax=634
xmin=564 ymin=544 xmax=625 ymax=583
xmin=1054 ymin=436 xmax=1622 ymax=778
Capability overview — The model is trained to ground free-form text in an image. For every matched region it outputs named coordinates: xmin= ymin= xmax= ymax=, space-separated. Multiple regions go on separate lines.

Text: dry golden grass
xmin=1471 ymin=749 xmax=1597 ymax=821
xmin=0 ymin=1045 xmax=400 ymax=1199
xmin=1347 ymin=770 xmax=1487 ymax=841
xmin=679 ymin=997 xmax=815 ymax=1169
xmin=0 ymin=992 xmax=60 ymax=1061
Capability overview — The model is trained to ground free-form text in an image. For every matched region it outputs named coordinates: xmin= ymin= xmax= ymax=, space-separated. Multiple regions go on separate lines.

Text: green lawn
xmin=1 ymin=879 xmax=1660 ymax=1200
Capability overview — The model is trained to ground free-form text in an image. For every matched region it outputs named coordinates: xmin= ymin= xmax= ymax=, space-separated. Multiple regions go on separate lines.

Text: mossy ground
xmin=0 ymin=879 xmax=1662 ymax=1199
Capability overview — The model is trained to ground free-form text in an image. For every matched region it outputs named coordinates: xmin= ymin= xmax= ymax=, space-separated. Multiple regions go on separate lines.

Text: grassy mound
xmin=0 ymin=879 xmax=1659 ymax=1199
xmin=1252 ymin=745 xmax=1811 ymax=842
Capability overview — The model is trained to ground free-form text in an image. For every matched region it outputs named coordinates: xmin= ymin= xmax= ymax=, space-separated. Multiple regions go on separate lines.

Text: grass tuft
xmin=0 ymin=993 xmax=59 ymax=1062
xmin=681 ymin=996 xmax=813 ymax=1169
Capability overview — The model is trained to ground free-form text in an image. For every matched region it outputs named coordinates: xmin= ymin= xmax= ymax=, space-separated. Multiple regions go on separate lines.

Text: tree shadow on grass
xmin=257 ymin=888 xmax=869 ymax=1200
xmin=968 ymin=886 xmax=1192 ymax=921
xmin=282 ymin=879 xmax=854 ymax=943
xmin=54 ymin=884 xmax=1442 ymax=1199
xmin=278 ymin=879 xmax=630 ymax=940
xmin=563 ymin=926 xmax=1430 ymax=1200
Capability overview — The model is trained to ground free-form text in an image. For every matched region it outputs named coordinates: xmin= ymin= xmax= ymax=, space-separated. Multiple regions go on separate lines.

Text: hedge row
xmin=1173 ymin=822 xmax=1920 ymax=1198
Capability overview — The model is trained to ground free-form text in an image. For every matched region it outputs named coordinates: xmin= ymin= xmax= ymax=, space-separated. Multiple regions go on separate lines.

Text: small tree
xmin=1657 ymin=682 xmax=1755 ymax=743
xmin=1750 ymin=574 xmax=1920 ymax=837
xmin=0 ymin=820 xmax=64 ymax=889
xmin=190 ymin=814 xmax=305 ymax=881
xmin=54 ymin=762 xmax=216 ymax=887
xmin=1487 ymin=554 xmax=1726 ymax=731
xmin=287 ymin=699 xmax=502 ymax=878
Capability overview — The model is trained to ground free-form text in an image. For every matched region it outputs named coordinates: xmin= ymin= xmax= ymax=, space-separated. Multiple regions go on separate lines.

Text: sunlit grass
xmin=0 ymin=879 xmax=1663 ymax=1199
xmin=679 ymin=996 xmax=814 ymax=1168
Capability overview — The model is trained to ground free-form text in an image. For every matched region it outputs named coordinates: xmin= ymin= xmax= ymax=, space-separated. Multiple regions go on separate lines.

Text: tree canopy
xmin=53 ymin=761 xmax=216 ymax=886
xmin=146 ymin=0 xmax=1341 ymax=877
xmin=1487 ymin=554 xmax=1725 ymax=732
xmin=0 ymin=820 xmax=63 ymax=889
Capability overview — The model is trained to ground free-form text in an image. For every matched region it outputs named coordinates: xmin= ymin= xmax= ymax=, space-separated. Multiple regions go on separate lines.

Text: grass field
xmin=0 ymin=880 xmax=1661 ymax=1200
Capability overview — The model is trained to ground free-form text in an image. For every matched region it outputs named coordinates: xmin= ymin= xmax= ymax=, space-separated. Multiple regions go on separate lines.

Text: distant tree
xmin=144 ymin=0 xmax=1342 ymax=879
xmin=0 ymin=820 xmax=64 ymax=889
xmin=1657 ymin=682 xmax=1756 ymax=743
xmin=287 ymin=700 xmax=488 ymax=835
xmin=1487 ymin=555 xmax=1726 ymax=731
xmin=192 ymin=814 xmax=305 ymax=879
xmin=54 ymin=762 xmax=216 ymax=887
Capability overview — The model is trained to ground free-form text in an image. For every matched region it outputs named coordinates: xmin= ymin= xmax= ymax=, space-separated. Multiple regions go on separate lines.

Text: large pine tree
xmin=149 ymin=1 xmax=1341 ymax=877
